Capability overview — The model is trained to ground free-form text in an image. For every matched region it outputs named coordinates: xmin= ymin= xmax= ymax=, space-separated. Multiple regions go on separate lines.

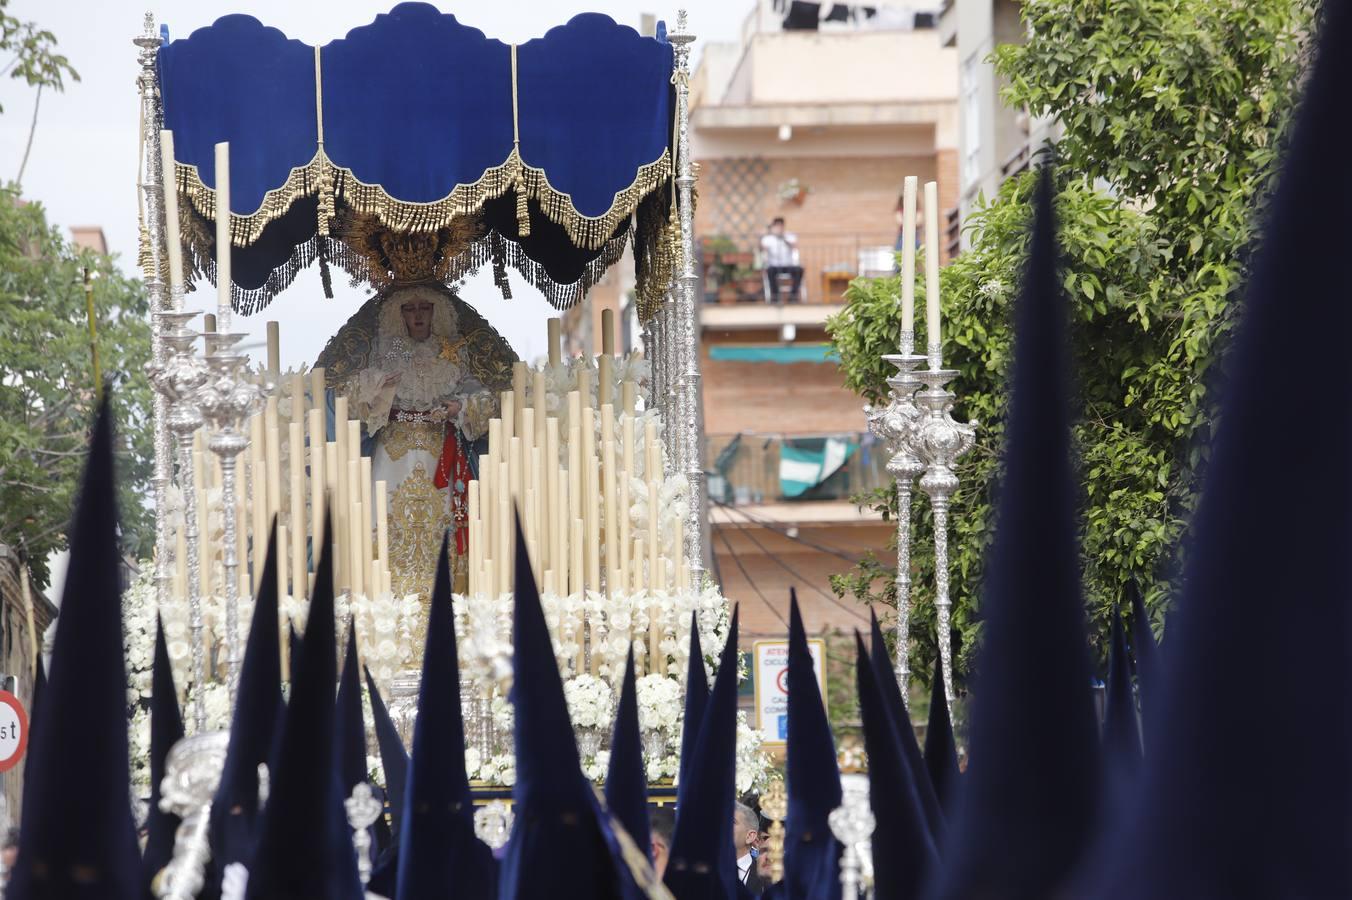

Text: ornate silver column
xmin=135 ymin=14 xmax=175 ymax=617
xmin=828 ymin=773 xmax=875 ymax=898
xmin=153 ymin=731 xmax=231 ymax=899
xmin=197 ymin=333 xmax=262 ymax=700
xmin=152 ymin=314 xmax=209 ymax=731
xmin=868 ymin=348 xmax=926 ymax=698
xmin=914 ymin=368 xmax=974 ymax=709
xmin=668 ymin=11 xmax=705 ymax=583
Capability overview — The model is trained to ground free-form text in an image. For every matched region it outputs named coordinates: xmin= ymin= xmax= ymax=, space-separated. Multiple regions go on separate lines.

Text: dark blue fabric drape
xmin=159 ymin=14 xmax=317 ymax=209
xmin=158 ymin=3 xmax=671 ymax=220
xmin=157 ymin=3 xmax=673 ymax=309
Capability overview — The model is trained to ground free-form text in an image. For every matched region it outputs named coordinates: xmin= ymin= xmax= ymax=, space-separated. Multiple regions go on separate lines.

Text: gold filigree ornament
xmin=334 ymin=208 xmax=485 ymax=290
xmin=387 ymin=461 xmax=453 ymax=611
xmin=380 ymin=421 xmax=444 ymax=463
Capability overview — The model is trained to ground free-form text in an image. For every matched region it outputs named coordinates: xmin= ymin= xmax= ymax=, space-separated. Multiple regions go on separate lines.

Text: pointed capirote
xmin=665 ymin=606 xmax=742 ymax=900
xmin=1125 ymin=580 xmax=1158 ymax=722
xmin=856 ymin=634 xmax=939 ymax=900
xmin=364 ymin=666 xmax=409 ymax=841
xmin=245 ymin=529 xmax=363 ymax=899
xmin=676 ymin=610 xmax=709 ymax=807
xmin=869 ymin=608 xmax=945 ymax=842
xmin=210 ymin=525 xmax=284 ymax=875
xmin=336 ymin=620 xmax=369 ymax=794
xmin=779 ymin=591 xmax=842 ymax=900
xmin=499 ymin=519 xmax=620 ymax=899
xmin=922 ymin=655 xmax=959 ymax=819
xmin=9 ymin=398 xmax=141 ymax=900
xmin=1102 ymin=607 xmax=1142 ymax=783
xmin=926 ymin=168 xmax=1100 ymax=900
xmin=1091 ymin=6 xmax=1352 ymax=895
xmin=397 ymin=533 xmax=495 ymax=900
xmin=29 ymin=655 xmax=45 ymax=736
xmin=605 ymin=648 xmax=651 ymax=863
xmin=337 ymin=619 xmax=394 ymax=865
xmin=141 ymin=617 xmax=185 ymax=899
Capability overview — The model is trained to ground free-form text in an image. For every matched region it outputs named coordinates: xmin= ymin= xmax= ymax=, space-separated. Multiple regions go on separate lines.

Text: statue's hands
xmin=445 ymin=399 xmax=463 ymax=419
xmin=381 ymin=373 xmax=402 ymax=391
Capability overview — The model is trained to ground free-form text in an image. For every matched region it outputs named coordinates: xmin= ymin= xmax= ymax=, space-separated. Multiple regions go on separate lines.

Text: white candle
xmin=547 ymin=318 xmax=562 ymax=367
xmin=266 ymin=321 xmax=281 ymax=378
xmin=924 ymin=180 xmax=942 ymax=365
xmin=276 ymin=523 xmax=290 ymax=602
xmin=213 ymin=142 xmax=232 ymax=330
xmin=901 ymin=175 xmax=917 ymax=342
xmin=159 ymin=131 xmax=185 ymax=295
xmin=601 ymin=308 xmax=616 ymax=356
xmin=532 ymin=370 xmax=547 ymax=447
xmin=512 ymin=362 xmax=528 ymax=438
xmin=288 ymin=421 xmax=306 ymax=595
xmin=308 ymin=408 xmax=326 ymax=557
xmin=360 ymin=455 xmax=373 ymax=594
xmin=375 ymin=480 xmax=389 ymax=567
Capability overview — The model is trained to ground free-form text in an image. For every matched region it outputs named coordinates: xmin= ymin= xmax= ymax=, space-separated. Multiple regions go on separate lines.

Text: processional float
xmin=139 ymin=1 xmax=719 ymax=758
xmin=133 ymin=4 xmax=888 ymax=895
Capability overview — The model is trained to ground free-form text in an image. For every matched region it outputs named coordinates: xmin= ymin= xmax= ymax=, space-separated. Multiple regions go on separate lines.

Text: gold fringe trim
xmin=175 ymin=153 xmax=327 ymax=247
xmin=181 ymin=215 xmax=631 ymax=317
xmin=173 ymin=147 xmax=671 ymax=254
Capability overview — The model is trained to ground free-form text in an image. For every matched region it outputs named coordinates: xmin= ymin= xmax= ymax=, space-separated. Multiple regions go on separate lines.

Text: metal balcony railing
xmin=705 ymin=431 xmax=889 ymax=505
xmin=700 ymin=232 xmax=898 ymax=306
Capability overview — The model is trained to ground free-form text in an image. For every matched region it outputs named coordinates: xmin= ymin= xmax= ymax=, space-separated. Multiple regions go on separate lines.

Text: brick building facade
xmin=688 ymin=1 xmax=959 ymax=647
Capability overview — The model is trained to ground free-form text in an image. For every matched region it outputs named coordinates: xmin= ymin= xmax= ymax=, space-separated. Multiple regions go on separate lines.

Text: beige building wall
xmin=688 ymin=6 xmax=957 ymax=644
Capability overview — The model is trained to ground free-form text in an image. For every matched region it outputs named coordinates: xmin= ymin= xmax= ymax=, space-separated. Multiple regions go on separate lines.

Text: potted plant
xmin=777 ymin=178 xmax=808 ymax=206
xmin=733 ymin=265 xmax=764 ymax=301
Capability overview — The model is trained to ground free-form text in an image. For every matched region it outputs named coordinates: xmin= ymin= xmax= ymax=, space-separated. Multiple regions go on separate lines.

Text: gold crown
xmin=336 ymin=209 xmax=484 ymax=289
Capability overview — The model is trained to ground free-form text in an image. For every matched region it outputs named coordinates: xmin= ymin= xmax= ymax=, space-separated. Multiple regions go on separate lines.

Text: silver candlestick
xmin=828 ymin=774 xmax=875 ymax=899
xmin=345 ymin=782 xmax=383 ymax=888
xmin=197 ymin=331 xmax=263 ymax=703
xmin=151 ymin=311 xmax=210 ymax=731
xmin=154 ymin=730 xmax=230 ymax=900
xmin=869 ymin=346 xmax=927 ymax=699
xmin=474 ymin=800 xmax=515 ymax=851
xmin=914 ymin=367 xmax=975 ymax=710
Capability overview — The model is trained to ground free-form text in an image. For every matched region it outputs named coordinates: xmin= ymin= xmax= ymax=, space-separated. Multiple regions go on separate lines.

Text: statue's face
xmin=401 ymin=297 xmax=435 ymax=341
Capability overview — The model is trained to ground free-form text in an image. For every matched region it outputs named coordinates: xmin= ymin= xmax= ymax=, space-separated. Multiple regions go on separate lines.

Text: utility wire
xmin=713 ymin=516 xmax=788 ymax=629
xmin=712 ymin=497 xmax=867 ymax=564
xmin=716 ymin=506 xmax=871 ymax=626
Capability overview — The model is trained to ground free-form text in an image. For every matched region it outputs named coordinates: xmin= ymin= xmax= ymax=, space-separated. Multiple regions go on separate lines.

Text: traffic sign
xmin=751 ymin=639 xmax=826 ymax=744
xmin=0 ymin=691 xmax=29 ymax=773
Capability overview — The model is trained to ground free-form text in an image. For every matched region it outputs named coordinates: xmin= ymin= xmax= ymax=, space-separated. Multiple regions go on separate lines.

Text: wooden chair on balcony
xmin=756 ymin=246 xmax=807 ymax=304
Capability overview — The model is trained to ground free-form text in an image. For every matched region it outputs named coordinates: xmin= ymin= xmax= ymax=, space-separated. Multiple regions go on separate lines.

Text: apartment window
xmin=961 ymin=56 xmax=982 ymax=189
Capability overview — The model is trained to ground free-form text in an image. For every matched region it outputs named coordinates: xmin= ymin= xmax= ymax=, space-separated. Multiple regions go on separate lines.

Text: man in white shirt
xmin=733 ymin=801 xmax=766 ymax=894
xmin=760 ymin=217 xmax=804 ymax=304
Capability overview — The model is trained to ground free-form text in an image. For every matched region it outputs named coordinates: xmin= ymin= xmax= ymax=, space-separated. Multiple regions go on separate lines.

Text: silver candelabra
xmin=867 ymin=344 xmax=926 ymax=698
xmin=150 ymin=311 xmax=210 ymax=731
xmin=197 ymin=331 xmax=264 ymax=703
xmin=868 ymin=343 xmax=975 ymax=709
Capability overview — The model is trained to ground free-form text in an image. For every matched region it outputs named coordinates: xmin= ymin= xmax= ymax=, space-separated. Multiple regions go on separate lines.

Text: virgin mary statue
xmin=315 ymin=216 xmax=515 ymax=599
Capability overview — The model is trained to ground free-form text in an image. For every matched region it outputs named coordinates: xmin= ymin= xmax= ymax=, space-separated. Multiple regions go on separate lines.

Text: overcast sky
xmin=0 ymin=0 xmax=746 ymax=368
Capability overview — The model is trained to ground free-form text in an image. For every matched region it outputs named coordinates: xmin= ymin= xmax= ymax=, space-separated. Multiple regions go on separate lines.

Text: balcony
xmin=700 ymin=232 xmax=896 ymax=308
xmin=705 ymin=430 xmax=889 ymax=507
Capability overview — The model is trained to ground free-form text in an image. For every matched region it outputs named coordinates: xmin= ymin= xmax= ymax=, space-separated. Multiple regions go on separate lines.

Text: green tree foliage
xmin=826 ymin=0 xmax=1315 ymax=684
xmin=0 ymin=191 xmax=154 ymax=585
xmin=0 ymin=0 xmax=79 ymax=110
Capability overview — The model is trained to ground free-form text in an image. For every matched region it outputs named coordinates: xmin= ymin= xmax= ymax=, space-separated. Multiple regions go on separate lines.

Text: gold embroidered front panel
xmin=388 ymin=462 xmax=451 ymax=604
xmin=381 ymin=421 xmax=444 ymax=462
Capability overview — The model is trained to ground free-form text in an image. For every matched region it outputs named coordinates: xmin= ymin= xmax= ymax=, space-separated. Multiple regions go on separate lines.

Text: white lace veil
xmin=375 ymin=285 xmax=460 ymax=349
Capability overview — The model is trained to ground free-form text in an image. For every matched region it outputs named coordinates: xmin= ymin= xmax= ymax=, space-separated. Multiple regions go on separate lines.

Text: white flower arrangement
xmin=735 ymin=711 xmax=773 ymax=795
xmin=635 ymin=673 xmax=682 ymax=734
xmin=563 ymin=673 xmax=615 ymax=730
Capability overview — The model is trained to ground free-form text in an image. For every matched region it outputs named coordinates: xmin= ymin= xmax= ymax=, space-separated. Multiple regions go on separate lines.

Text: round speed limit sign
xmin=0 ymin=691 xmax=29 ymax=773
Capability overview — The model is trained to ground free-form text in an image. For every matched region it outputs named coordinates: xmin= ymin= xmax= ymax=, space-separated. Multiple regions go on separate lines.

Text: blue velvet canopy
xmin=158 ymin=3 xmax=679 ymax=315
